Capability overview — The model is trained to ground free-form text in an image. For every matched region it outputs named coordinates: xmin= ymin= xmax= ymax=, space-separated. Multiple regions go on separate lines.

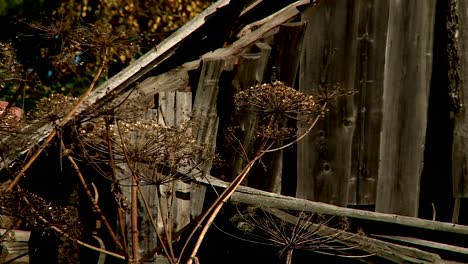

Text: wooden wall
xmin=297 ymin=0 xmax=436 ymax=217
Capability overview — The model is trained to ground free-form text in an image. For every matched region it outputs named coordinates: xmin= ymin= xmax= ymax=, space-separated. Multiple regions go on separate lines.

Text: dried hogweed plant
xmin=78 ymin=118 xmax=208 ymax=185
xmin=232 ymin=207 xmax=364 ymax=264
xmin=234 ymin=81 xmax=320 ymax=141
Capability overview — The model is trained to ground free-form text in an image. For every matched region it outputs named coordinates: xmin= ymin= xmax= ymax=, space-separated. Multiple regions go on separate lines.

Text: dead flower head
xmin=80 ymin=119 xmax=208 ymax=185
xmin=234 ymin=81 xmax=319 ymax=122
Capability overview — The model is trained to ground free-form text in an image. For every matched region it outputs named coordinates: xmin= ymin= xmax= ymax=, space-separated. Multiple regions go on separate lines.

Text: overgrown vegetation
xmin=0 ymin=1 xmax=363 ymax=263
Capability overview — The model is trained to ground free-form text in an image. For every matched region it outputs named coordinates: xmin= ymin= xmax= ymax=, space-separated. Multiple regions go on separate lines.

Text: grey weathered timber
xmin=0 ymin=0 xmax=236 ymax=173
xmin=268 ymin=209 xmax=443 ymax=264
xmin=231 ymin=49 xmax=271 ymax=185
xmin=196 ymin=175 xmax=468 ymax=235
xmin=297 ymin=0 xmax=359 ymax=206
xmin=376 ymin=0 xmax=436 ymax=216
xmin=272 ymin=21 xmax=307 ymax=87
xmin=193 ymin=58 xmax=225 ymax=162
xmin=371 ymin=235 xmax=468 ymax=256
xmin=263 ymin=22 xmax=307 ymax=194
xmin=452 ymin=0 xmax=468 ymax=198
xmin=205 ymin=0 xmax=310 ymax=59
xmin=0 ymin=229 xmax=30 ymax=263
xmin=173 ymin=92 xmax=192 ymax=231
xmin=348 ymin=0 xmax=389 ymax=205
xmin=131 ymin=0 xmax=309 ymax=108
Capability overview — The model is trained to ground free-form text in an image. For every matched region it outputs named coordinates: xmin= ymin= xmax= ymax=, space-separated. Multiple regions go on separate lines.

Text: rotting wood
xmin=129 ymin=0 xmax=309 ymax=105
xmin=195 ymin=176 xmax=468 ymax=236
xmin=204 ymin=0 xmax=310 ymax=59
xmin=0 ymin=0 xmax=238 ymax=173
xmin=0 ymin=229 xmax=30 ymax=264
xmin=193 ymin=58 xmax=225 ymax=174
xmin=266 ymin=22 xmax=307 ymax=194
xmin=347 ymin=0 xmax=388 ymax=205
xmin=452 ymin=0 xmax=468 ymax=199
xmin=231 ymin=49 xmax=271 ymax=186
xmin=265 ymin=209 xmax=443 ymax=264
xmin=371 ymin=234 xmax=468 ymax=256
xmin=376 ymin=0 xmax=436 ymax=216
xmin=297 ymin=0 xmax=358 ymax=206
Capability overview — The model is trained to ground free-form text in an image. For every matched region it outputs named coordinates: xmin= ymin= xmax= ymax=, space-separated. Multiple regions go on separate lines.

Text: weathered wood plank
xmin=231 ymin=50 xmax=271 ymax=186
xmin=272 ymin=21 xmax=307 ymax=87
xmin=371 ymin=234 xmax=468 ymax=256
xmin=267 ymin=209 xmax=443 ymax=264
xmin=258 ymin=22 xmax=307 ymax=194
xmin=297 ymin=0 xmax=359 ymax=206
xmin=204 ymin=0 xmax=310 ymax=59
xmin=193 ymin=58 xmax=225 ymax=160
xmin=0 ymin=0 xmax=238 ymax=173
xmin=452 ymin=0 xmax=468 ymax=198
xmin=376 ymin=0 xmax=436 ymax=216
xmin=348 ymin=0 xmax=388 ymax=205
xmin=195 ymin=175 xmax=468 ymax=235
xmin=0 ymin=229 xmax=30 ymax=264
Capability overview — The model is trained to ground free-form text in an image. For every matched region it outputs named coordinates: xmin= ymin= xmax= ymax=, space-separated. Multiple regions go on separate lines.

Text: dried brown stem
xmin=185 ymin=153 xmax=264 ymax=264
xmin=21 ymin=195 xmax=125 ymax=260
xmin=7 ymin=48 xmax=109 ymax=191
xmin=136 ymin=184 xmax=177 ymax=264
xmin=65 ymin=151 xmax=124 ymax=251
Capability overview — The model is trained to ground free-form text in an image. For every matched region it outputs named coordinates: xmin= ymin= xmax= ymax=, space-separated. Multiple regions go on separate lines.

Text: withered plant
xmin=182 ymin=81 xmax=333 ymax=263
xmin=231 ymin=207 xmax=368 ymax=264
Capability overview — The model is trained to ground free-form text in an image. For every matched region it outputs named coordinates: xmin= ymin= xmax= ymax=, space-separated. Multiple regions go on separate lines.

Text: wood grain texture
xmin=297 ymin=0 xmax=359 ymax=206
xmin=452 ymin=0 xmax=468 ymax=198
xmin=376 ymin=0 xmax=436 ymax=216
xmin=348 ymin=0 xmax=388 ymax=205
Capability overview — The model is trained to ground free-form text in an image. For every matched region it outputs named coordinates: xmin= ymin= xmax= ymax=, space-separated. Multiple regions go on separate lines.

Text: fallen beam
xmin=197 ymin=176 xmax=468 ymax=235
xmin=266 ymin=208 xmax=442 ymax=264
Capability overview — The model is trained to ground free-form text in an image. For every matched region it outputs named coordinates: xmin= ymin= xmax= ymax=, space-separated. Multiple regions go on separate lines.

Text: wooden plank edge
xmin=370 ymin=234 xmax=468 ymax=255
xmin=195 ymin=176 xmax=468 ymax=235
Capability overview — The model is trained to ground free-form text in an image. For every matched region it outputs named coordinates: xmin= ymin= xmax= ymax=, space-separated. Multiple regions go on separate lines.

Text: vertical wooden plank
xmin=348 ymin=0 xmax=388 ymax=205
xmin=157 ymin=92 xmax=176 ymax=126
xmin=172 ymin=92 xmax=193 ymax=231
xmin=272 ymin=22 xmax=308 ymax=87
xmin=376 ymin=0 xmax=436 ymax=216
xmin=231 ymin=48 xmax=271 ymax=184
xmin=193 ymin=58 xmax=225 ymax=158
xmin=263 ymin=22 xmax=307 ymax=194
xmin=191 ymin=58 xmax=224 ymax=219
xmin=452 ymin=0 xmax=468 ymax=199
xmin=297 ymin=0 xmax=359 ymax=206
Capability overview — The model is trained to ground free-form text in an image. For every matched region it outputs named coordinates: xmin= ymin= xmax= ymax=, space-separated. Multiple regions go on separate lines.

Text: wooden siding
xmin=297 ymin=0 xmax=358 ymax=206
xmin=376 ymin=0 xmax=436 ymax=216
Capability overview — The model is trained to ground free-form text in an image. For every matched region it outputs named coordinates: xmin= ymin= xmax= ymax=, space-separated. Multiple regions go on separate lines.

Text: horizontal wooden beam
xmin=196 ymin=176 xmax=468 ymax=235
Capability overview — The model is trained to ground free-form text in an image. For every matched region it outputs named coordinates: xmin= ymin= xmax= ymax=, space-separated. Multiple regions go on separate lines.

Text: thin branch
xmin=185 ymin=153 xmax=264 ymax=264
xmin=65 ymin=150 xmax=124 ymax=251
xmin=7 ymin=48 xmax=109 ymax=190
xmin=261 ymin=102 xmax=327 ymax=153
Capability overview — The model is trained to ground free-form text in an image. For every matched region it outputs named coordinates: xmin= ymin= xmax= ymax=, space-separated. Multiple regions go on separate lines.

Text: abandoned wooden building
xmin=2 ymin=0 xmax=468 ymax=263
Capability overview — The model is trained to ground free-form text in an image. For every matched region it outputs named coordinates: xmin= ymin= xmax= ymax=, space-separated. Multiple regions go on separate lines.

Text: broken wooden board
xmin=266 ymin=209 xmax=443 ymax=264
xmin=195 ymin=175 xmax=468 ymax=236
xmin=0 ymin=0 xmax=241 ymax=174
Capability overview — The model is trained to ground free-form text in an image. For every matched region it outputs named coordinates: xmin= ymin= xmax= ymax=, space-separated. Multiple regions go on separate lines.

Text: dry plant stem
xmin=136 ymin=184 xmax=177 ymax=264
xmin=185 ymin=153 xmax=264 ymax=264
xmin=156 ymin=185 xmax=177 ymax=261
xmin=104 ymin=117 xmax=130 ymax=260
xmin=116 ymin=120 xmax=141 ymax=262
xmin=285 ymin=248 xmax=293 ymax=264
xmin=261 ymin=102 xmax=328 ymax=153
xmin=131 ymin=174 xmax=139 ymax=262
xmin=66 ymin=153 xmax=124 ymax=251
xmin=20 ymin=196 xmax=125 ymax=260
xmin=7 ymin=48 xmax=110 ymax=191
